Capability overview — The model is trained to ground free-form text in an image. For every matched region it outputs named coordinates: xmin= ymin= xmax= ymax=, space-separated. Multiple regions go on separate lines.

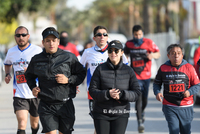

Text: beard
xmin=17 ymin=39 xmax=29 ymax=48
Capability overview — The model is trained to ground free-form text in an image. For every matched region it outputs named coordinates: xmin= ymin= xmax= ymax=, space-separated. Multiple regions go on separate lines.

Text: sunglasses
xmin=95 ymin=33 xmax=108 ymax=37
xmin=108 ymin=49 xmax=119 ymax=54
xmin=15 ymin=33 xmax=28 ymax=37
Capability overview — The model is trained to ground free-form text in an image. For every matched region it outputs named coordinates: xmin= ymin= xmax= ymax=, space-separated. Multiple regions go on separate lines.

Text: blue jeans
xmin=138 ymin=79 xmax=151 ymax=98
xmin=162 ymin=105 xmax=193 ymax=134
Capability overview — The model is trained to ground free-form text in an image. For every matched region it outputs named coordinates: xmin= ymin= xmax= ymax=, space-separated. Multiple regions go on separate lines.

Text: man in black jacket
xmin=25 ymin=27 xmax=86 ymax=134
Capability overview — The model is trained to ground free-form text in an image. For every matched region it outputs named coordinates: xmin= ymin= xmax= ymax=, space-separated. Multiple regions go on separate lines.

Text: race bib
xmin=131 ymin=53 xmax=147 ymax=75
xmin=169 ymin=83 xmax=185 ymax=93
xmin=132 ymin=60 xmax=144 ymax=67
xmin=16 ymin=70 xmax=27 ymax=84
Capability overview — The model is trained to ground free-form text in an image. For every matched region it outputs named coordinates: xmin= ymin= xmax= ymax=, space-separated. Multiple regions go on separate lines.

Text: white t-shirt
xmin=4 ymin=44 xmax=43 ymax=99
xmin=80 ymin=45 xmax=128 ymax=99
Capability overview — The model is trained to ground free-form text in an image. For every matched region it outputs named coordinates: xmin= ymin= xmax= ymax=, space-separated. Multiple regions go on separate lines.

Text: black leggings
xmin=135 ymin=94 xmax=148 ymax=120
xmin=94 ymin=117 xmax=128 ymax=134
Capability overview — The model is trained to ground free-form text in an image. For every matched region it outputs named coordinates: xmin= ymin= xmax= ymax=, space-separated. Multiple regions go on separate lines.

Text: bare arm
xmin=4 ymin=65 xmax=12 ymax=84
xmin=147 ymin=51 xmax=160 ymax=60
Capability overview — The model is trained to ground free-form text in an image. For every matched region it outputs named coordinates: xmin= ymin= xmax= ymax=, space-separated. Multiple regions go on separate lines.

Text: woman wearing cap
xmin=89 ymin=40 xmax=141 ymax=134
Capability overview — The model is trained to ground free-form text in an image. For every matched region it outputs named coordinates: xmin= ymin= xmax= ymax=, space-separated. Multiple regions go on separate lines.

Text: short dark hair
xmin=132 ymin=25 xmax=143 ymax=33
xmin=15 ymin=26 xmax=29 ymax=34
xmin=167 ymin=44 xmax=184 ymax=55
xmin=42 ymin=27 xmax=59 ymax=39
xmin=93 ymin=26 xmax=108 ymax=36
xmin=60 ymin=31 xmax=67 ymax=37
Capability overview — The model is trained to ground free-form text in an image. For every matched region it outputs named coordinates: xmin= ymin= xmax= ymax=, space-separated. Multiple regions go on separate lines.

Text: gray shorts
xmin=13 ymin=97 xmax=39 ymax=117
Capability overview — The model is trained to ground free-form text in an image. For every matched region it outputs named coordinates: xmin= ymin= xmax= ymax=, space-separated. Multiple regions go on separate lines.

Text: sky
xmin=67 ymin=0 xmax=96 ymax=11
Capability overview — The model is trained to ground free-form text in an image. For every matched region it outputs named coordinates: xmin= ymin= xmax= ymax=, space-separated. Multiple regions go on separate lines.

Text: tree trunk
xmin=165 ymin=6 xmax=171 ymax=32
xmin=143 ymin=0 xmax=149 ymax=34
xmin=179 ymin=0 xmax=185 ymax=47
xmin=156 ymin=4 xmax=162 ymax=33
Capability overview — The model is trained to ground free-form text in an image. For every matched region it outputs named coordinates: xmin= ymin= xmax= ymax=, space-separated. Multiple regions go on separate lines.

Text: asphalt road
xmin=0 ymin=81 xmax=200 ymax=134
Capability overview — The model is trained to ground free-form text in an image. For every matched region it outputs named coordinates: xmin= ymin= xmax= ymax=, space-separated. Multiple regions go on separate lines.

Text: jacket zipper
xmin=48 ymin=55 xmax=52 ymax=79
xmin=114 ymin=70 xmax=116 ymax=89
xmin=114 ymin=69 xmax=121 ymax=104
xmin=113 ymin=70 xmax=116 ymax=106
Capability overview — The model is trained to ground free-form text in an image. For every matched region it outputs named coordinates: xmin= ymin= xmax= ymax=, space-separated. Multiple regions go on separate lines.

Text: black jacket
xmin=25 ymin=48 xmax=86 ymax=104
xmin=89 ymin=58 xmax=141 ymax=117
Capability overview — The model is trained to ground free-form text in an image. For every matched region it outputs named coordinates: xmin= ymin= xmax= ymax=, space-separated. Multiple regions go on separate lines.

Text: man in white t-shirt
xmin=80 ymin=26 xmax=128 ymax=134
xmin=4 ymin=26 xmax=42 ymax=134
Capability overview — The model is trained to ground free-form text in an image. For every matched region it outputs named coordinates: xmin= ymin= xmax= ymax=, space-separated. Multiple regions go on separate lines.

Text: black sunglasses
xmin=108 ymin=49 xmax=119 ymax=54
xmin=95 ymin=33 xmax=108 ymax=37
xmin=15 ymin=33 xmax=28 ymax=37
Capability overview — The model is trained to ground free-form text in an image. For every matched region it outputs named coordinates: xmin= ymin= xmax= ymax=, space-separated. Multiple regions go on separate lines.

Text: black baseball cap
xmin=42 ymin=30 xmax=59 ymax=39
xmin=108 ymin=40 xmax=123 ymax=50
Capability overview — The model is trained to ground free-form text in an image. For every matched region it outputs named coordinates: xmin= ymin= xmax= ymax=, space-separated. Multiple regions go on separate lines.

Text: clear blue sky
xmin=67 ymin=0 xmax=95 ymax=10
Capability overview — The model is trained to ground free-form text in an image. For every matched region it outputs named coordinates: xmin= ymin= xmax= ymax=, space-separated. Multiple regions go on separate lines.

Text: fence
xmin=144 ymin=31 xmax=177 ymax=67
xmin=144 ymin=30 xmax=177 ymax=78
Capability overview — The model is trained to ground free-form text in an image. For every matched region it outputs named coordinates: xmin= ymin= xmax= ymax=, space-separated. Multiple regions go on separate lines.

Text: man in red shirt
xmin=59 ymin=31 xmax=81 ymax=61
xmin=124 ymin=25 xmax=160 ymax=133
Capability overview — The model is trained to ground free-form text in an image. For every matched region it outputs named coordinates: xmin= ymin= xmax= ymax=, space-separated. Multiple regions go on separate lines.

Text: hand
xmin=147 ymin=53 xmax=153 ymax=60
xmin=55 ymin=74 xmax=69 ymax=84
xmin=5 ymin=74 xmax=12 ymax=84
xmin=32 ymin=87 xmax=40 ymax=97
xmin=183 ymin=90 xmax=190 ymax=98
xmin=156 ymin=93 xmax=163 ymax=102
xmin=109 ymin=88 xmax=120 ymax=100
xmin=115 ymin=94 xmax=120 ymax=100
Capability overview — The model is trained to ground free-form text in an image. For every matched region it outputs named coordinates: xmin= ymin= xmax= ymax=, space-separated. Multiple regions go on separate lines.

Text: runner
xmin=25 ymin=27 xmax=86 ymax=134
xmin=4 ymin=26 xmax=42 ymax=134
xmin=153 ymin=44 xmax=200 ymax=134
xmin=89 ymin=40 xmax=141 ymax=134
xmin=124 ymin=25 xmax=160 ymax=133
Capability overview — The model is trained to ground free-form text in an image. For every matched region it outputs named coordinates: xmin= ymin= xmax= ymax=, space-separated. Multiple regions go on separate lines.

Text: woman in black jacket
xmin=89 ymin=40 xmax=141 ymax=134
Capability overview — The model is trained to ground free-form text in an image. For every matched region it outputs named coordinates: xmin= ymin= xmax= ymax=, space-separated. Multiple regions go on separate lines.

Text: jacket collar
xmin=106 ymin=58 xmax=123 ymax=70
xmin=164 ymin=59 xmax=187 ymax=69
xmin=94 ymin=44 xmax=108 ymax=53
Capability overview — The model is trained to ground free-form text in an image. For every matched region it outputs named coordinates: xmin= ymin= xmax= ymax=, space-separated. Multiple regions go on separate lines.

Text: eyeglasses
xmin=95 ymin=33 xmax=108 ymax=37
xmin=108 ymin=49 xmax=119 ymax=54
xmin=15 ymin=33 xmax=28 ymax=37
